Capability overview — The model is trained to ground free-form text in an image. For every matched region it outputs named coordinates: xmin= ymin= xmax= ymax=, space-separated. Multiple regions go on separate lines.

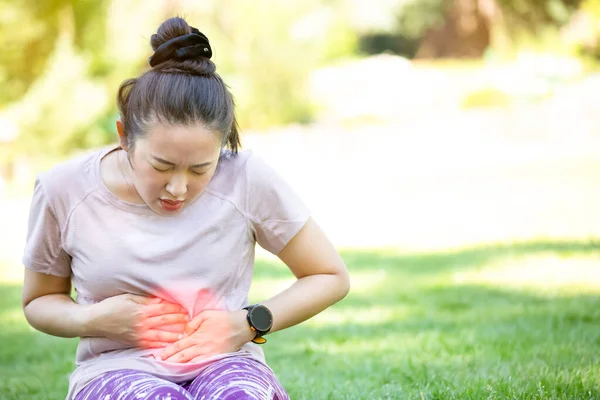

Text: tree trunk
xmin=416 ymin=0 xmax=496 ymax=59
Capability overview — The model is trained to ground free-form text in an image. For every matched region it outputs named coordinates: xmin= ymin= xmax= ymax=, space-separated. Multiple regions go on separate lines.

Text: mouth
xmin=159 ymin=199 xmax=184 ymax=211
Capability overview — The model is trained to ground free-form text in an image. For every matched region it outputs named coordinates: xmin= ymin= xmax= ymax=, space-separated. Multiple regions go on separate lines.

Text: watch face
xmin=250 ymin=306 xmax=273 ymax=332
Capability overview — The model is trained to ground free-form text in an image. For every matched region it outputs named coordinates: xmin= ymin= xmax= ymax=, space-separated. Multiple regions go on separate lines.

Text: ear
xmin=116 ymin=119 xmax=129 ymax=151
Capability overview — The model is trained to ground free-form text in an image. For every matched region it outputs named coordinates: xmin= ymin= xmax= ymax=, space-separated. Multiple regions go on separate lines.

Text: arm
xmin=22 ymin=269 xmax=90 ymax=338
xmin=22 ymin=268 xmax=189 ymax=346
xmin=258 ymin=217 xmax=350 ymax=333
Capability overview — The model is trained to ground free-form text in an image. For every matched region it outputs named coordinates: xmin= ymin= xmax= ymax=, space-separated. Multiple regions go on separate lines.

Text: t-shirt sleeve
xmin=22 ymin=177 xmax=71 ymax=277
xmin=245 ymin=153 xmax=311 ymax=255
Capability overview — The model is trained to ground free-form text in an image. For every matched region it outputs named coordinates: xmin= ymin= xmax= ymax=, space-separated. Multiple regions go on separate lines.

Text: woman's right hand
xmin=86 ymin=294 xmax=189 ymax=349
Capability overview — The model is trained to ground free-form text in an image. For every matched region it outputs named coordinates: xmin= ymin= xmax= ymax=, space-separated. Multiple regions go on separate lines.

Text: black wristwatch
xmin=243 ymin=304 xmax=273 ymax=344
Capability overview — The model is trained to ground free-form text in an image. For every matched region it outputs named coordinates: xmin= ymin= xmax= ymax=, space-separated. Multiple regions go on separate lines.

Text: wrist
xmin=233 ymin=309 xmax=255 ymax=344
xmin=78 ymin=303 xmax=101 ymax=337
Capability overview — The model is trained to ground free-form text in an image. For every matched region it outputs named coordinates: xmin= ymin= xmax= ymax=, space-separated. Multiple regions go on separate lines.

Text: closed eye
xmin=151 ymin=165 xmax=170 ymax=172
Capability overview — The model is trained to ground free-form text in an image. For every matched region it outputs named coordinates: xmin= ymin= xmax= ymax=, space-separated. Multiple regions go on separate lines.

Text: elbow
xmin=22 ymin=291 xmax=39 ymax=317
xmin=22 ymin=295 xmax=32 ymax=317
xmin=22 ymin=304 xmax=35 ymax=330
xmin=22 ymin=298 xmax=38 ymax=327
xmin=22 ymin=295 xmax=34 ymax=310
xmin=22 ymin=295 xmax=46 ymax=330
xmin=335 ymin=268 xmax=351 ymax=302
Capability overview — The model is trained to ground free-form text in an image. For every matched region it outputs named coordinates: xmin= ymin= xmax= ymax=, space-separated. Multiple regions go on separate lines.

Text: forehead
xmin=139 ymin=123 xmax=221 ymax=161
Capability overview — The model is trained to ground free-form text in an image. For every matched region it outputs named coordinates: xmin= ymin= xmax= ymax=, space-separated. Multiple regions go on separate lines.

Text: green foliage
xmin=496 ymin=0 xmax=581 ymax=27
xmin=0 ymin=0 xmax=112 ymax=106
xmin=390 ymin=0 xmax=587 ymax=58
xmin=1 ymin=0 xmax=358 ymax=161
xmin=9 ymin=35 xmax=112 ymax=157
xmin=0 ymin=0 xmax=67 ymax=105
xmin=395 ymin=0 xmax=446 ymax=40
xmin=197 ymin=0 xmax=357 ymax=129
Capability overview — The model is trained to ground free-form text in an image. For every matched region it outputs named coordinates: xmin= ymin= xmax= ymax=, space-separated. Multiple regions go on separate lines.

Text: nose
xmin=165 ymin=172 xmax=187 ymax=198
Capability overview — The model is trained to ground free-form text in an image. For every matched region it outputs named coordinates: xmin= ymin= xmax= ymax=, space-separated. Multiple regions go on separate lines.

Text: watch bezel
xmin=246 ymin=304 xmax=273 ymax=333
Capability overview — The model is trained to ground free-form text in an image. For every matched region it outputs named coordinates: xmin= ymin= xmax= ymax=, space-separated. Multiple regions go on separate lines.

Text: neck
xmin=116 ymin=150 xmax=144 ymax=204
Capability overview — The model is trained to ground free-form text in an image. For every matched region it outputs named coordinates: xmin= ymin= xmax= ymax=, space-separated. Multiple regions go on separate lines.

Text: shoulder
xmin=207 ymin=149 xmax=281 ymax=192
xmin=210 ymin=149 xmax=254 ymax=182
xmin=35 ymin=147 xmax=107 ymax=222
xmin=204 ymin=149 xmax=281 ymax=211
xmin=207 ymin=148 xmax=267 ymax=187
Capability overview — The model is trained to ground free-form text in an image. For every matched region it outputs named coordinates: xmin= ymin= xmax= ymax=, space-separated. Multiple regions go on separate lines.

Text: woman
xmin=21 ymin=17 xmax=350 ymax=400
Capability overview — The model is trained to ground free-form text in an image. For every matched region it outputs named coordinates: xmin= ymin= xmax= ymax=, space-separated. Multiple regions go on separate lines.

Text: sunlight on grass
xmin=249 ymin=267 xmax=390 ymax=300
xmin=249 ymin=278 xmax=295 ymax=300
xmin=0 ymin=262 xmax=23 ymax=284
xmin=453 ymin=254 xmax=600 ymax=294
xmin=305 ymin=305 xmax=405 ymax=327
xmin=0 ymin=310 xmax=30 ymax=334
xmin=2 ymin=242 xmax=600 ymax=399
xmin=346 ymin=269 xmax=388 ymax=294
xmin=0 ymin=309 xmax=25 ymax=324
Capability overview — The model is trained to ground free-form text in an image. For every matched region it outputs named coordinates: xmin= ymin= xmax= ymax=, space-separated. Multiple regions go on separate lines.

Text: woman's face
xmin=125 ymin=122 xmax=222 ymax=215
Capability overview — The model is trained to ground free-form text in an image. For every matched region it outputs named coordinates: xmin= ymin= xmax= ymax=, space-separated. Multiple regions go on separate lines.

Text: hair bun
xmin=148 ymin=28 xmax=212 ymax=67
xmin=149 ymin=17 xmax=214 ymax=73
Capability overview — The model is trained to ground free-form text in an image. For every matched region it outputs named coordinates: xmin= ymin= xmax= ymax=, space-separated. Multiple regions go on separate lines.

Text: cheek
xmin=187 ymin=178 xmax=208 ymax=195
xmin=134 ymin=167 xmax=166 ymax=193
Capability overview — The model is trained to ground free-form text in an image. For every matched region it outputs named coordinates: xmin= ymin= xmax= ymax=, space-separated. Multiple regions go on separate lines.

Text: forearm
xmin=23 ymin=294 xmax=92 ymax=338
xmin=261 ymin=272 xmax=350 ymax=334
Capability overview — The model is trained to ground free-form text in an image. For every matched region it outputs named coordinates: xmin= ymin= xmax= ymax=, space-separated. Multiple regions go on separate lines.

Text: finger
xmin=143 ymin=314 xmax=189 ymax=329
xmin=144 ymin=303 xmax=188 ymax=317
xmin=138 ymin=340 xmax=172 ymax=349
xmin=159 ymin=337 xmax=194 ymax=360
xmin=127 ymin=294 xmax=155 ymax=305
xmin=141 ymin=329 xmax=183 ymax=343
xmin=166 ymin=345 xmax=210 ymax=363
xmin=157 ymin=323 xmax=187 ymax=333
xmin=185 ymin=313 xmax=207 ymax=335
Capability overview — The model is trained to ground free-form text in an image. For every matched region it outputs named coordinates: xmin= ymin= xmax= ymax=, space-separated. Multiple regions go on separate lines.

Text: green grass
xmin=1 ymin=240 xmax=600 ymax=399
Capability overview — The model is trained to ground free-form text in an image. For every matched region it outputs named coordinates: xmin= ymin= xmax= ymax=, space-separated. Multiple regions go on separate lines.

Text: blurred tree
xmin=415 ymin=0 xmax=492 ymax=58
xmin=392 ymin=0 xmax=583 ymax=58
xmin=1 ymin=0 xmax=358 ymax=165
xmin=561 ymin=0 xmax=600 ymax=57
xmin=358 ymin=32 xmax=421 ymax=57
xmin=0 ymin=0 xmax=110 ymax=106
xmin=496 ymin=0 xmax=581 ymax=28
xmin=200 ymin=0 xmax=358 ymax=129
xmin=0 ymin=0 xmax=68 ymax=106
xmin=3 ymin=0 xmax=114 ymax=160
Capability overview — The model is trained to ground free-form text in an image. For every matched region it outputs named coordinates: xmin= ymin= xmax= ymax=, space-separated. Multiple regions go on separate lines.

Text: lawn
xmin=1 ymin=240 xmax=599 ymax=399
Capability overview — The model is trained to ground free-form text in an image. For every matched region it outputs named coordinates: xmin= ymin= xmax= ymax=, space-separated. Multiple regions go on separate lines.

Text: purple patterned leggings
xmin=74 ymin=356 xmax=289 ymax=400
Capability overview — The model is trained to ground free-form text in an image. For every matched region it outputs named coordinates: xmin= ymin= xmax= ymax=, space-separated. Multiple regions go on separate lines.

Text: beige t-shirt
xmin=22 ymin=146 xmax=310 ymax=399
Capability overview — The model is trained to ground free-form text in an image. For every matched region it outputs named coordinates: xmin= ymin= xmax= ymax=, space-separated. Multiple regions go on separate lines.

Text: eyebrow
xmin=152 ymin=156 xmax=213 ymax=168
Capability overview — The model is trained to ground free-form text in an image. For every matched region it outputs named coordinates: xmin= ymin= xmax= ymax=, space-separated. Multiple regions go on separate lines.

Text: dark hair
xmin=117 ymin=17 xmax=240 ymax=154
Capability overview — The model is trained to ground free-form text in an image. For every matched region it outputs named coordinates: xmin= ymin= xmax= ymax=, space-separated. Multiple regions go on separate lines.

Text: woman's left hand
xmin=158 ymin=310 xmax=254 ymax=363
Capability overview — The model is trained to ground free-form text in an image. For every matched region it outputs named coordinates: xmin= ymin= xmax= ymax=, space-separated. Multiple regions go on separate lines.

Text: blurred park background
xmin=1 ymin=0 xmax=600 ymax=399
